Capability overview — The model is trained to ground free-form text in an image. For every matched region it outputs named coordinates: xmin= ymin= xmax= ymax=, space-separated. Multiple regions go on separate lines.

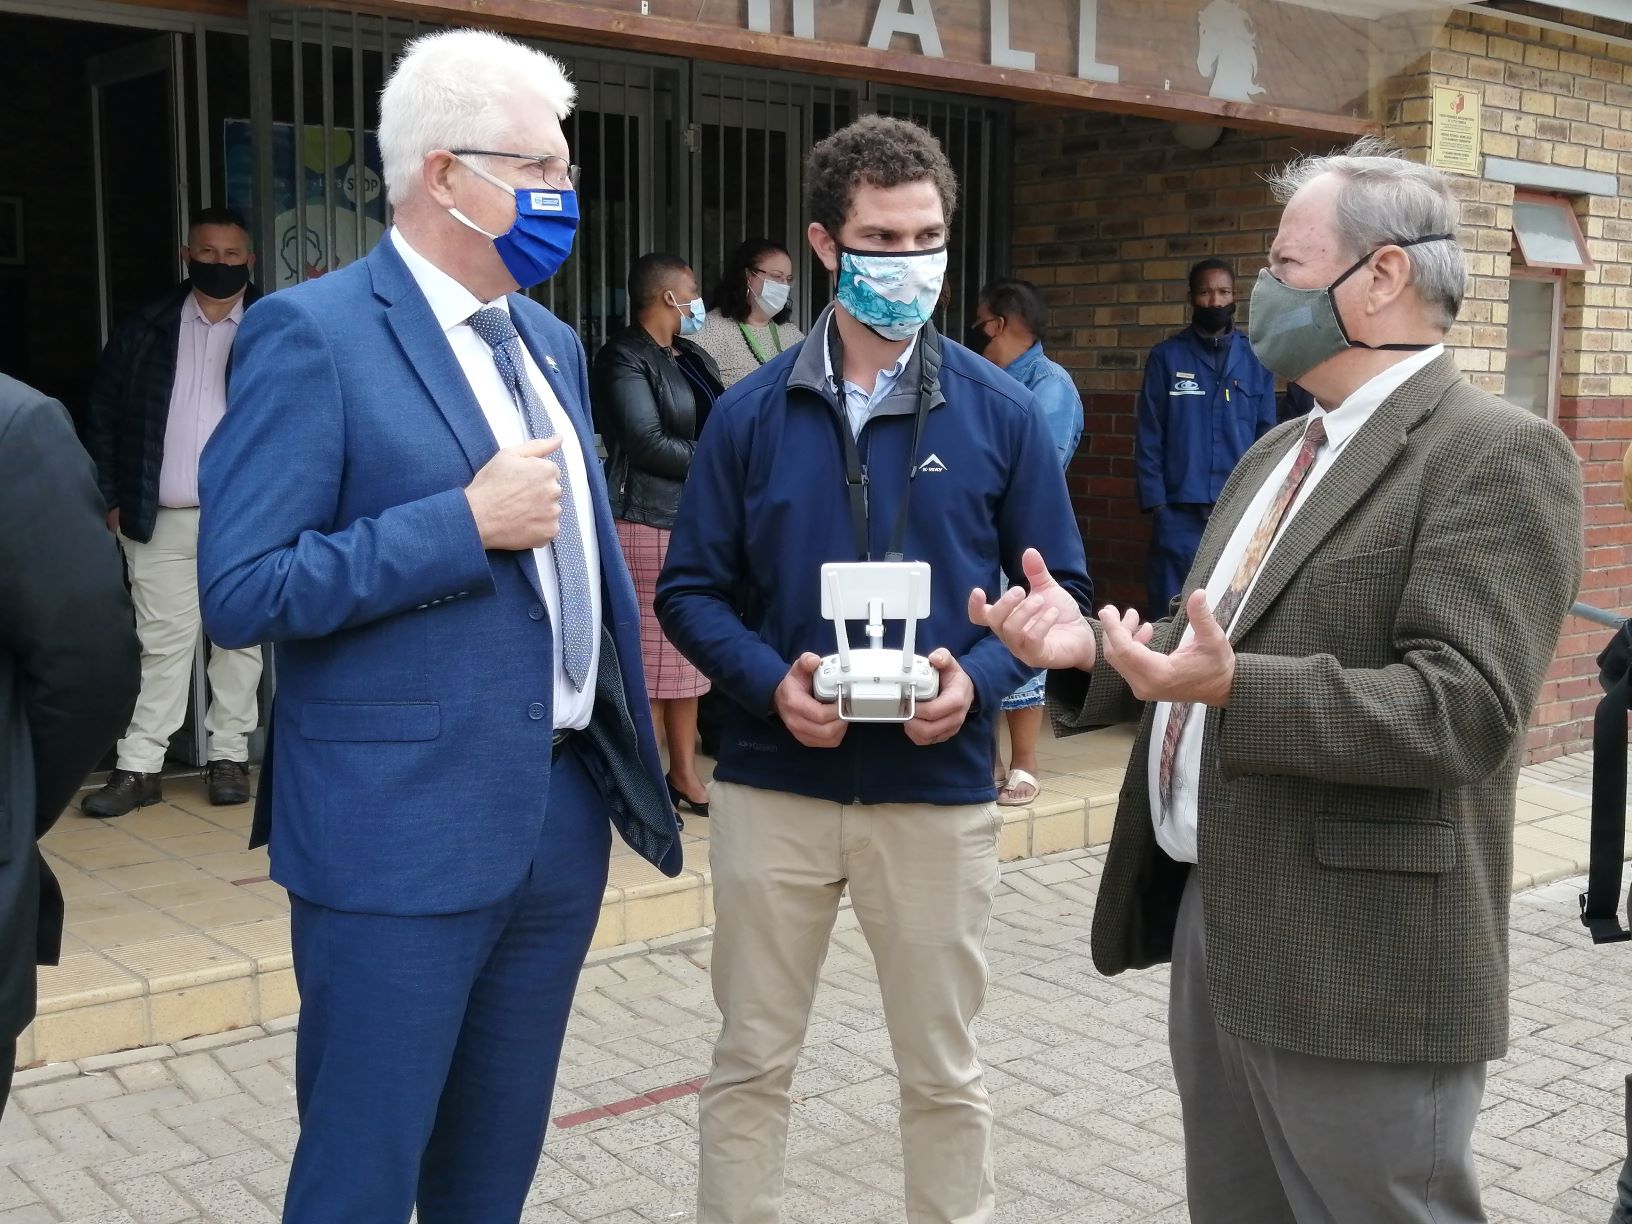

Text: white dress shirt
xmin=158 ymin=292 xmax=243 ymax=508
xmin=391 ymin=228 xmax=602 ymax=731
xmin=1148 ymin=344 xmax=1445 ymax=862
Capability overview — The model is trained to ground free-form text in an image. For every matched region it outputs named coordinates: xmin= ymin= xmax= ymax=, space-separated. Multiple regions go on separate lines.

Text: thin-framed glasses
xmin=450 ymin=148 xmax=581 ymax=191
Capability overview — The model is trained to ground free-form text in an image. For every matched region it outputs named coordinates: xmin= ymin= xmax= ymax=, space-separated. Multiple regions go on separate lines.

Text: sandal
xmin=996 ymin=768 xmax=1041 ymax=808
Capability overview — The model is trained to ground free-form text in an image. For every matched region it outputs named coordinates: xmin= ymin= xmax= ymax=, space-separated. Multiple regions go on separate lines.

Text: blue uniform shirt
xmin=1135 ymin=325 xmax=1277 ymax=511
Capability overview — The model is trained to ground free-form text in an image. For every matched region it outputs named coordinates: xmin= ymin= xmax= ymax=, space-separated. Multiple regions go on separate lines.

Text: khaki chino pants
xmin=116 ymin=508 xmax=263 ymax=774
xmin=698 ymin=780 xmax=1001 ymax=1224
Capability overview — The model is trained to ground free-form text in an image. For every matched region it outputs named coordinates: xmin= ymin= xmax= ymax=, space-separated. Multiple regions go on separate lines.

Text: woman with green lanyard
xmin=697 ymin=238 xmax=805 ymax=389
xmin=693 ymin=239 xmax=804 ymax=758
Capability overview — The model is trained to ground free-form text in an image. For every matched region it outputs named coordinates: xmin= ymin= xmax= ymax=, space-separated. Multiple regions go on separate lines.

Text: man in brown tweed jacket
xmin=971 ymin=140 xmax=1585 ymax=1222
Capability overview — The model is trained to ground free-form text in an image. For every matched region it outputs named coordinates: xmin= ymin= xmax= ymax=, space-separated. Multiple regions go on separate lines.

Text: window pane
xmin=1505 ymin=277 xmax=1555 ymax=417
xmin=1513 ymin=198 xmax=1590 ymax=269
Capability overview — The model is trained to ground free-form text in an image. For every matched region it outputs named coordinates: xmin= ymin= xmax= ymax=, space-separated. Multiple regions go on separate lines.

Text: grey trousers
xmin=1169 ymin=871 xmax=1488 ymax=1224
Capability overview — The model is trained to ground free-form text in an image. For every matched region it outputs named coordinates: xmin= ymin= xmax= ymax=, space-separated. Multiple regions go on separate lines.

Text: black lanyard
xmin=826 ymin=320 xmax=941 ymax=563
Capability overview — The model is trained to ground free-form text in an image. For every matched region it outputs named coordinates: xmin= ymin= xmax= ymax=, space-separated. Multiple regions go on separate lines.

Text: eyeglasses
xmin=450 ymin=149 xmax=581 ymax=192
xmin=752 ymin=266 xmax=795 ymax=286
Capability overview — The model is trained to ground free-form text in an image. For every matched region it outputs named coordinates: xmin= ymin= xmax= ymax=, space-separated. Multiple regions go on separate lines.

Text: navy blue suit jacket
xmin=197 ymin=238 xmax=680 ymax=915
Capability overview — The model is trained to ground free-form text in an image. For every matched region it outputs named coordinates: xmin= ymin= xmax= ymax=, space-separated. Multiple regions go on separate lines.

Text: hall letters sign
xmin=403 ymin=0 xmax=1390 ymax=134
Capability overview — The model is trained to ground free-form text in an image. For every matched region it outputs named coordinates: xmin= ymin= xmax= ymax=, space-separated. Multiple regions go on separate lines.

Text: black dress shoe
xmin=666 ymin=775 xmax=709 ymax=819
xmin=206 ymin=759 xmax=251 ymax=806
xmin=82 ymin=770 xmax=162 ymax=818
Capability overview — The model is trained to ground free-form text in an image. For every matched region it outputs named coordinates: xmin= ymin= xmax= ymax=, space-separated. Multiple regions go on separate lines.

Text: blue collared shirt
xmin=1004 ymin=341 xmax=1084 ymax=469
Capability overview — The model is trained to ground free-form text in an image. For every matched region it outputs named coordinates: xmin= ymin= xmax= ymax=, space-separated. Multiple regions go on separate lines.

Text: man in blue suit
xmin=1135 ymin=258 xmax=1277 ymax=618
xmin=197 ymin=29 xmax=680 ymax=1224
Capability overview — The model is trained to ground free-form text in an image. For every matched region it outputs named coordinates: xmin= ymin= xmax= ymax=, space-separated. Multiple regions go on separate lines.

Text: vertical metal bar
xmin=978 ymin=109 xmax=991 ymax=285
xmin=622 ymin=66 xmax=632 ymax=342
xmin=92 ymin=79 xmax=110 ymax=343
xmin=320 ymin=14 xmax=336 ymax=276
xmin=351 ymin=11 xmax=365 ymax=261
xmin=291 ymin=8 xmax=305 ymax=284
xmin=596 ymin=84 xmax=607 ymax=338
xmin=957 ymin=101 xmax=970 ymax=327
xmin=753 ymin=74 xmax=764 ymax=243
xmin=171 ymin=32 xmax=188 ymax=255
xmin=195 ymin=22 xmax=212 ymax=208
xmin=382 ymin=14 xmax=396 ymax=232
xmin=248 ymin=4 xmax=275 ymax=294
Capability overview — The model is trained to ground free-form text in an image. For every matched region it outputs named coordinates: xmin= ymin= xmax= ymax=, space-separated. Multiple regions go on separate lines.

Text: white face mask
xmin=753 ymin=276 xmax=791 ymax=317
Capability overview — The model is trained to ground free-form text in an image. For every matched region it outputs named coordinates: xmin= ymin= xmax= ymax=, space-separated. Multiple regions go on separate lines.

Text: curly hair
xmin=804 ymin=115 xmax=959 ymax=238
xmin=706 ymin=237 xmax=793 ymax=325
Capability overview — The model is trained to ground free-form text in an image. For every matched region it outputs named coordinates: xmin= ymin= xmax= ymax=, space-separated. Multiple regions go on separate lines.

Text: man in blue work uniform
xmin=1135 ymin=258 xmax=1277 ymax=617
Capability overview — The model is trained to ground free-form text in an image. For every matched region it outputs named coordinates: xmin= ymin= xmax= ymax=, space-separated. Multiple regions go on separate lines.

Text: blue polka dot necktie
xmin=467 ymin=306 xmax=593 ymax=691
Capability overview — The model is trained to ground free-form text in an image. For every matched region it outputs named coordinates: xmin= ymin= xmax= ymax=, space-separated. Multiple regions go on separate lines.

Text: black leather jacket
xmin=591 ymin=325 xmax=724 ymax=530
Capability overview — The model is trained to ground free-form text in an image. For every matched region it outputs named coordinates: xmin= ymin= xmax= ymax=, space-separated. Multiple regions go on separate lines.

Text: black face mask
xmin=1192 ymin=302 xmax=1236 ymax=335
xmin=964 ymin=320 xmax=995 ymax=356
xmin=189 ymin=259 xmax=250 ymax=301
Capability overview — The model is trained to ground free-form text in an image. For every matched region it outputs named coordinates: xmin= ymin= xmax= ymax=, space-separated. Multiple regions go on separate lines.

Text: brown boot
xmin=81 ymin=770 xmax=162 ymax=818
xmin=206 ymin=760 xmax=251 ymax=806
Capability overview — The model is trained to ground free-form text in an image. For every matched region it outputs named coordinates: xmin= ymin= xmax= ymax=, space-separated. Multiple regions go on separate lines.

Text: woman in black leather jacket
xmin=592 ymin=253 xmax=724 ymax=822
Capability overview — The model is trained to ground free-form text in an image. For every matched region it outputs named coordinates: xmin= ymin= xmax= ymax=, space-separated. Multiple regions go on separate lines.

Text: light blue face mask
xmin=835 ymin=245 xmax=948 ymax=342
xmin=668 ymin=293 xmax=706 ymax=338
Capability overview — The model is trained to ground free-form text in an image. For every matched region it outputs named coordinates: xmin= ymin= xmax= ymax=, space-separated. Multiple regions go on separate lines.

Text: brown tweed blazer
xmin=1053 ymin=354 xmax=1584 ymax=1064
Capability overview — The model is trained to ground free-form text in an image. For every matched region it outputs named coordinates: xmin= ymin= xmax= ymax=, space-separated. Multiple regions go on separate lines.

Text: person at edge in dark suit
xmin=196 ymin=29 xmax=680 ymax=1223
xmin=0 ymin=373 xmax=140 ymax=1114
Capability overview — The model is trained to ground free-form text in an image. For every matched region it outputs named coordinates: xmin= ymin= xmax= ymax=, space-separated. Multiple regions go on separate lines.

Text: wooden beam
xmin=106 ymin=0 xmax=247 ymax=18
xmin=308 ymin=0 xmax=1380 ymax=140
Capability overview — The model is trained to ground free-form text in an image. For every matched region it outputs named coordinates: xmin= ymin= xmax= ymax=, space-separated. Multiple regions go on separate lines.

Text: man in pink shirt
xmin=84 ymin=207 xmax=265 ymax=816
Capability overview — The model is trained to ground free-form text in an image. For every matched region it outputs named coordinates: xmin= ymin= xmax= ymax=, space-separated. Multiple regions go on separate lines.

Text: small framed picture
xmin=0 ymin=198 xmax=21 ymax=266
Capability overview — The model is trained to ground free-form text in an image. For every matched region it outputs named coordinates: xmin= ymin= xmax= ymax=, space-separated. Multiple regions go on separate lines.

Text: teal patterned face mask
xmin=835 ymin=245 xmax=948 ymax=341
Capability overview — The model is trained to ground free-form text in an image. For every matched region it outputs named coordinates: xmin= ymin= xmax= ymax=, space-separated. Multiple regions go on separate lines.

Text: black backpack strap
xmin=1581 ymin=620 xmax=1632 ymax=944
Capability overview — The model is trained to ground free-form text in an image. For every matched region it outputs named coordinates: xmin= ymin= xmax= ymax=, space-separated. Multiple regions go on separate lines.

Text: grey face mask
xmin=1247 ymin=234 xmax=1454 ymax=382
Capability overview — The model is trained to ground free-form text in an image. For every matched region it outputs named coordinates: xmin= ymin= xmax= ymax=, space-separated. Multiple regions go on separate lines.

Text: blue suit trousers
xmin=281 ymin=742 xmax=611 ymax=1224
xmin=1145 ymin=503 xmax=1211 ymax=620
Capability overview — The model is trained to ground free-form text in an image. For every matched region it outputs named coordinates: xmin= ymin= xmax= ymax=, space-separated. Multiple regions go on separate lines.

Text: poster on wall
xmin=223 ymin=119 xmax=387 ymax=289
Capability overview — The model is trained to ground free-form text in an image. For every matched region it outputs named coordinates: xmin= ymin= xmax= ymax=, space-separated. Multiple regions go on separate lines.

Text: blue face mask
xmin=835 ymin=245 xmax=948 ymax=342
xmin=669 ymin=293 xmax=706 ymax=338
xmin=450 ymin=157 xmax=579 ymax=289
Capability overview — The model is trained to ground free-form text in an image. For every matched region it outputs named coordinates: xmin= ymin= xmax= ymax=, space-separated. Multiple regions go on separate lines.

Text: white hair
xmin=379 ymin=28 xmax=576 ymax=205
xmin=1267 ymin=136 xmax=1466 ymax=330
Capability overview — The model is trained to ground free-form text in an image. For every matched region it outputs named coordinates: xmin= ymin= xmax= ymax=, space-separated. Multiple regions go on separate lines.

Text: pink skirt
xmin=614 ymin=519 xmax=712 ymax=700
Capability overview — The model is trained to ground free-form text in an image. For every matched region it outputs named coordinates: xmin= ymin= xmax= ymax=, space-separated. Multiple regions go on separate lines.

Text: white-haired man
xmin=196 ymin=29 xmax=680 ymax=1222
xmin=972 ymin=140 xmax=1584 ymax=1220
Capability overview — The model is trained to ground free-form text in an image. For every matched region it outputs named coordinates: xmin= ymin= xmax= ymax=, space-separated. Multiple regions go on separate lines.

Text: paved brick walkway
xmin=3 ymin=851 xmax=1628 ymax=1223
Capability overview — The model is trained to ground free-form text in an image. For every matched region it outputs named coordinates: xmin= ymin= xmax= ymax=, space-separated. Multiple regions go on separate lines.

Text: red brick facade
xmin=1010 ymin=6 xmax=1632 ymax=762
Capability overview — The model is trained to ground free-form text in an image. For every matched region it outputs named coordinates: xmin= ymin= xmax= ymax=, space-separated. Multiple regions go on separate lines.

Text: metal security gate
xmin=245 ymin=5 xmax=674 ymax=352
xmin=689 ymin=68 xmax=856 ymax=327
xmin=246 ymin=4 xmax=1008 ymax=342
xmin=871 ymin=90 xmax=1007 ymax=335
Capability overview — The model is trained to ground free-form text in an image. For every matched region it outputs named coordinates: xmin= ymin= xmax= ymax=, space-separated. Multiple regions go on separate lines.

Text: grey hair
xmin=1267 ymin=136 xmax=1465 ymax=329
xmin=379 ymin=29 xmax=576 ymax=206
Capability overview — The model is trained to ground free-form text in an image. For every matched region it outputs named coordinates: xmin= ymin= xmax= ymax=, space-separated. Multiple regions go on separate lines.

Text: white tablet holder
xmin=811 ymin=562 xmax=939 ymax=722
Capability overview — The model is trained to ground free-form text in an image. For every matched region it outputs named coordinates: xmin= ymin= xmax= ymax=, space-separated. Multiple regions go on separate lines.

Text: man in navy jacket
xmin=657 ymin=116 xmax=1091 ymax=1224
xmin=197 ymin=30 xmax=678 ymax=1223
xmin=1136 ymin=258 xmax=1277 ymax=617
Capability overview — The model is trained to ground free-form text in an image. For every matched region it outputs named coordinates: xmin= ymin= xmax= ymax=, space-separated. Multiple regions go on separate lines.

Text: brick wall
xmin=1009 ymin=6 xmax=1632 ymax=761
xmin=1009 ymin=112 xmax=1304 ymax=611
xmin=1411 ymin=9 xmax=1632 ymax=760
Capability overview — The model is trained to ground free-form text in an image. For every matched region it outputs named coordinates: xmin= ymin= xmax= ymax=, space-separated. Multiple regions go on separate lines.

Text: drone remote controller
xmin=811 ymin=562 xmax=939 ymax=722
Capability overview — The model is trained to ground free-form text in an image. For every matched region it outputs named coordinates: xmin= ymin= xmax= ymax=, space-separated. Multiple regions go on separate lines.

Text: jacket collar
xmin=1183 ymin=352 xmax=1462 ymax=644
xmin=787 ymin=304 xmax=948 ymax=419
xmin=1004 ymin=340 xmax=1047 ymax=383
